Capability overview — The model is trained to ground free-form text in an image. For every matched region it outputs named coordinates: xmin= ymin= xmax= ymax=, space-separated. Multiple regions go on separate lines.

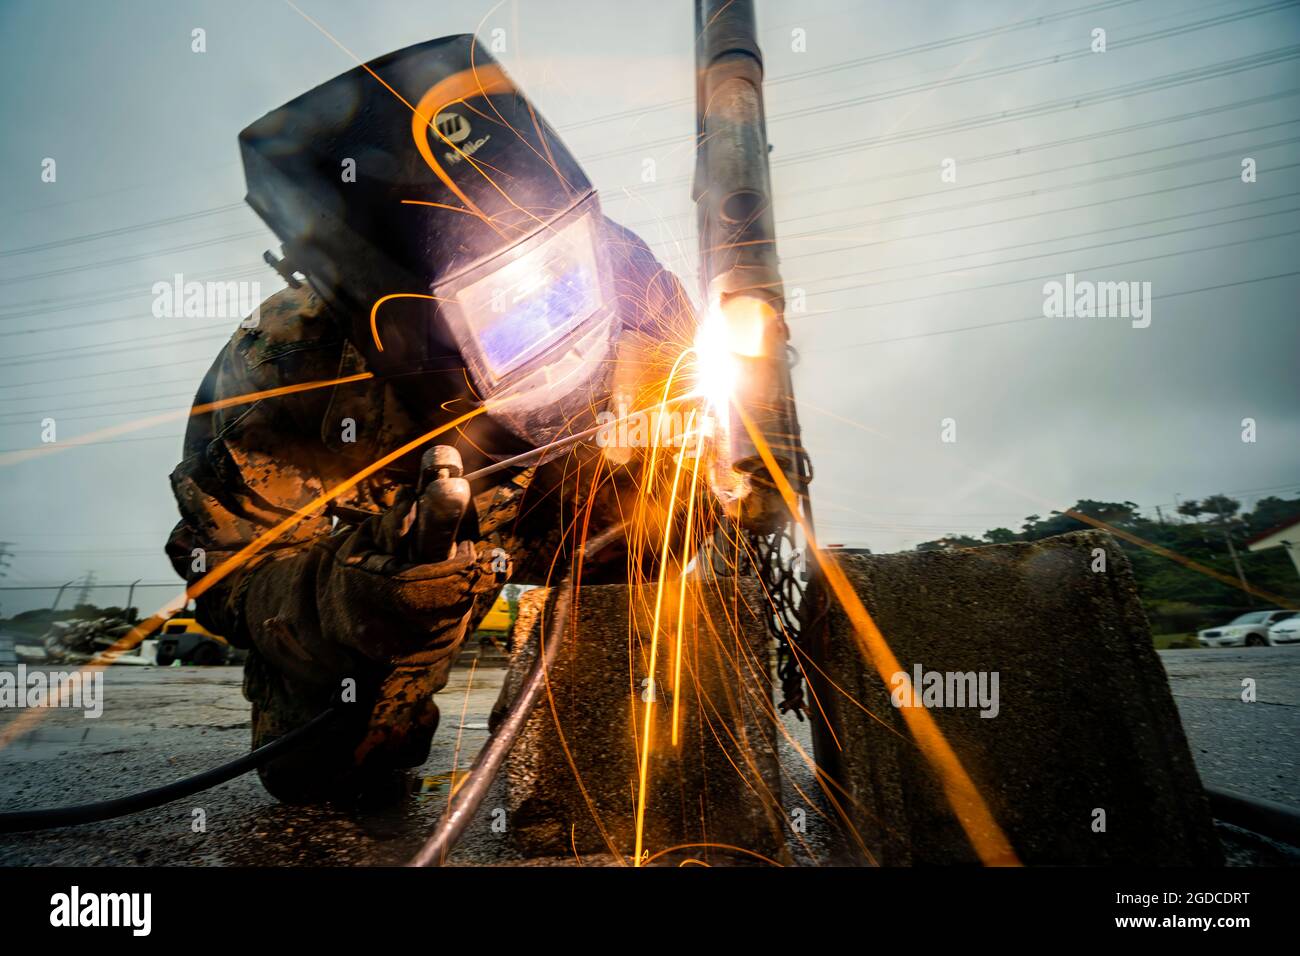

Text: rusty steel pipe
xmin=693 ymin=0 xmax=805 ymax=532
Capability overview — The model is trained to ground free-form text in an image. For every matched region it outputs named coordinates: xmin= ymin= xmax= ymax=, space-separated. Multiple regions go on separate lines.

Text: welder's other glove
xmin=240 ymin=481 xmax=499 ymax=676
xmin=234 ymin=450 xmax=506 ymax=797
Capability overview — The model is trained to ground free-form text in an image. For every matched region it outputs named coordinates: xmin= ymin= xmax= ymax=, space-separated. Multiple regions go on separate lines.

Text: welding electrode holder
xmin=411 ymin=445 xmax=472 ymax=563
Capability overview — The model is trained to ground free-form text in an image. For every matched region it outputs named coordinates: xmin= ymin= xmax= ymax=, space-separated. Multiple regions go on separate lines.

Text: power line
xmin=11 ymin=548 xmax=170 ymax=556
xmin=797 ymin=218 xmax=1300 ymax=311
xmin=777 ymin=129 xmax=1300 ymax=239
xmin=0 ymin=203 xmax=247 ymax=259
xmin=4 ymin=113 xmax=1289 ymax=343
xmin=624 ymin=87 xmax=1300 ymax=237
xmin=0 ymin=388 xmax=198 ymax=420
xmin=0 ymin=434 xmax=179 ymax=453
xmin=0 ymin=583 xmax=179 ymax=591
xmin=6 ymin=31 xmax=1290 ymax=303
xmin=0 ymin=230 xmax=268 ymax=287
xmin=0 ymin=373 xmax=203 ymax=407
xmin=0 ymin=357 xmax=212 ymax=393
xmin=0 ymin=401 xmax=197 ymax=427
xmin=5 ymin=106 xmax=1273 ymax=337
xmin=782 ymin=200 xmax=1300 ymax=295
xmin=2 ymin=194 xmax=1293 ymax=407
xmin=0 ymin=263 xmax=267 ymax=322
xmin=584 ymin=1 xmax=1300 ymax=162
xmin=771 ymin=45 xmax=1300 ymax=167
xmin=777 ymin=170 xmax=1300 ymax=267
xmin=3 ymin=201 xmax=1290 ymax=395
xmin=0 ymin=325 xmax=234 ymax=369
xmin=557 ymin=0 xmax=1148 ymax=132
xmin=0 ymin=4 xmax=1134 ymax=262
xmin=807 ymin=269 xmax=1300 ymax=351
xmin=3 ymin=83 xmax=1291 ymax=339
xmin=608 ymin=47 xmax=1300 ymax=201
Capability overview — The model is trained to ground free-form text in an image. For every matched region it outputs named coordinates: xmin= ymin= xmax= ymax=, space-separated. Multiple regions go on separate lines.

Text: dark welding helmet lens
xmin=440 ymin=200 xmax=605 ymax=388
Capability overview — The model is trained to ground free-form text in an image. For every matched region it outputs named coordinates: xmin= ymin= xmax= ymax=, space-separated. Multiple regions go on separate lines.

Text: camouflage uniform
xmin=166 ymin=221 xmax=690 ymax=802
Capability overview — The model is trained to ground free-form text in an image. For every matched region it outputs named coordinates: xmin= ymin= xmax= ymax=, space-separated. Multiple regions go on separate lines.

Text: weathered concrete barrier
xmin=805 ymin=530 xmax=1222 ymax=865
xmin=496 ymin=578 xmax=784 ymax=863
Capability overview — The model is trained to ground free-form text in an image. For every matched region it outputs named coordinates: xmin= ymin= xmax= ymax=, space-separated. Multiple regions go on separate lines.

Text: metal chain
xmin=745 ymin=443 xmax=815 ymax=719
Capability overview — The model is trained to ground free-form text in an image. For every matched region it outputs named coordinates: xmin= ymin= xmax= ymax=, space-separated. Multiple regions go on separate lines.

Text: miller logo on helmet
xmin=433 ymin=112 xmax=471 ymax=144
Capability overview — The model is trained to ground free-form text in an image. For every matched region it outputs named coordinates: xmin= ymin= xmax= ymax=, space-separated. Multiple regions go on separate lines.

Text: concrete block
xmin=805 ymin=531 xmax=1222 ymax=865
xmin=497 ymin=578 xmax=784 ymax=863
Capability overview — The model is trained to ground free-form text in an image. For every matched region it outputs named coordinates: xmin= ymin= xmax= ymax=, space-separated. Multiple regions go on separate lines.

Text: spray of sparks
xmin=9 ymin=3 xmax=1292 ymax=871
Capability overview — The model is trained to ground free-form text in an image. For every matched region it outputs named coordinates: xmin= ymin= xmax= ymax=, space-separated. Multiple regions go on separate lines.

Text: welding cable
xmin=409 ymin=521 xmax=627 ymax=867
xmin=0 ymin=706 xmax=342 ymax=833
xmin=1204 ymin=786 xmax=1300 ymax=848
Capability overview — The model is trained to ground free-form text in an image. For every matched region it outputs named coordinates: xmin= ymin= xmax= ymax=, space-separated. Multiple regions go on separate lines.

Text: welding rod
xmin=461 ymin=394 xmax=697 ymax=484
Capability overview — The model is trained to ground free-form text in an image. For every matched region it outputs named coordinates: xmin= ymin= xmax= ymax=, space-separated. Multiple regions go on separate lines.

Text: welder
xmin=165 ymin=36 xmax=693 ymax=804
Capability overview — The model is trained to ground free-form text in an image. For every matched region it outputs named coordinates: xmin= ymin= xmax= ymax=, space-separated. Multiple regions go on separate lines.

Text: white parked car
xmin=1198 ymin=609 xmax=1299 ymax=648
xmin=1268 ymin=614 xmax=1300 ymax=646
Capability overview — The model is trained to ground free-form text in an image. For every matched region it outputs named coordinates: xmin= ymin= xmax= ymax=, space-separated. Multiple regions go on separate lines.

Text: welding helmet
xmin=239 ymin=35 xmax=618 ymax=446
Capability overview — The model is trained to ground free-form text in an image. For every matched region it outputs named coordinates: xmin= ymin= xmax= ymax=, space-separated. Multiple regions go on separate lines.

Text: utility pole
xmin=50 ymin=580 xmax=74 ymax=611
xmin=1212 ymin=497 xmax=1253 ymax=606
xmin=0 ymin=542 xmax=12 ymax=618
xmin=125 ymin=578 xmax=142 ymax=623
xmin=75 ymin=569 xmax=95 ymax=608
xmin=694 ymin=0 xmax=816 ymax=718
xmin=1155 ymin=505 xmax=1166 ymax=527
xmin=693 ymin=0 xmax=806 ymax=523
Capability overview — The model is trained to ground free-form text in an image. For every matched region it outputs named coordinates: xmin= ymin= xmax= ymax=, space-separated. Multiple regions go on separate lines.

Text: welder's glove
xmin=233 ymin=468 xmax=507 ymax=778
xmin=242 ymin=486 xmax=501 ymax=672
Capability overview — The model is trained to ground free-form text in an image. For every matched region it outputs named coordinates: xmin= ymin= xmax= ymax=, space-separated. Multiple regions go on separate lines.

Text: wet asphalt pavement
xmin=0 ymin=648 xmax=1296 ymax=866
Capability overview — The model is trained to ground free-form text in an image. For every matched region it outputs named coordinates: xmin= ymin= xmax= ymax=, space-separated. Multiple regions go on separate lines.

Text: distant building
xmin=1245 ymin=516 xmax=1300 ymax=580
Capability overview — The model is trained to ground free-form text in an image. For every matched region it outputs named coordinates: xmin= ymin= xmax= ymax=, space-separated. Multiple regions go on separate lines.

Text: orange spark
xmin=735 ymin=404 xmax=1021 ymax=867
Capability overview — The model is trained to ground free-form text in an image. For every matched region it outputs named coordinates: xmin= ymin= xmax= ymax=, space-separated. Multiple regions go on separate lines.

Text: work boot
xmin=243 ymin=649 xmax=439 ymax=805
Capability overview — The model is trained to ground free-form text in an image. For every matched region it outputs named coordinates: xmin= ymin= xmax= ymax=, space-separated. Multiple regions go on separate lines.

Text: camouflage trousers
xmin=241 ymin=582 xmax=504 ymax=804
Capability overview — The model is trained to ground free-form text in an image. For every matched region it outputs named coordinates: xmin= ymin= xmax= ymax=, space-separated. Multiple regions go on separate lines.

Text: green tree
xmin=915 ymin=535 xmax=983 ymax=551
xmin=1245 ymin=495 xmax=1300 ymax=533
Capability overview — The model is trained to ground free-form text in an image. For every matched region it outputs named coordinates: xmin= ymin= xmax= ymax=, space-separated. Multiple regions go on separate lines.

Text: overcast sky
xmin=1 ymin=0 xmax=1297 ymax=615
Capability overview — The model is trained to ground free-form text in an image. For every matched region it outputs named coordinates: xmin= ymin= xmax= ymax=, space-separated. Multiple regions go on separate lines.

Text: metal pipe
xmin=693 ymin=0 xmax=805 ymax=530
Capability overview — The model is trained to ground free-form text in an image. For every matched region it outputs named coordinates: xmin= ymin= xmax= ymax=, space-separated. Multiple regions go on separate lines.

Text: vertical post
xmin=126 ymin=578 xmax=141 ymax=622
xmin=50 ymin=580 xmax=73 ymax=611
xmin=1213 ymin=498 xmax=1252 ymax=605
xmin=693 ymin=0 xmax=807 ymax=531
xmin=694 ymin=0 xmax=820 ymax=721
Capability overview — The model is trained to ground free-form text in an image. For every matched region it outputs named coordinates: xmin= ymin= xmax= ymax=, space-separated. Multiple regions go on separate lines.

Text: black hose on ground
xmin=408 ymin=522 xmax=625 ymax=867
xmin=1204 ymin=785 xmax=1300 ymax=848
xmin=0 ymin=707 xmax=340 ymax=833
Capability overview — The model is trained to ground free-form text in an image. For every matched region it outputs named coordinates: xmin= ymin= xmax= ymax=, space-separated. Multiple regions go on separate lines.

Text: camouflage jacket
xmin=165 ymin=220 xmax=691 ymax=651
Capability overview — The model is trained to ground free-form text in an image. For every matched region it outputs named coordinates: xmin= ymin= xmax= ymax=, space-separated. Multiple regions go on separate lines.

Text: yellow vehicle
xmin=156 ymin=617 xmax=232 ymax=666
xmin=476 ymin=594 xmax=514 ymax=634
